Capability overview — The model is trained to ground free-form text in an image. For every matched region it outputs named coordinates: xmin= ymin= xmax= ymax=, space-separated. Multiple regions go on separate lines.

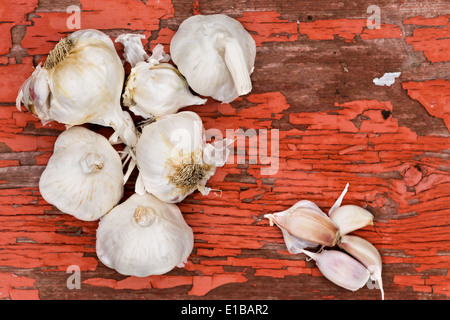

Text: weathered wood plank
xmin=0 ymin=0 xmax=449 ymax=300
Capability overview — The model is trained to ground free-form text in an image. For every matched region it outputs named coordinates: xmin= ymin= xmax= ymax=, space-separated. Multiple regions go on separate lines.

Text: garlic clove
xmin=96 ymin=193 xmax=194 ymax=277
xmin=124 ymin=62 xmax=207 ymax=118
xmin=117 ymin=34 xmax=207 ymax=118
xmin=329 ymin=204 xmax=374 ymax=236
xmin=302 ymin=249 xmax=371 ymax=292
xmin=338 ymin=235 xmax=384 ymax=300
xmin=265 ymin=200 xmax=340 ymax=248
xmin=16 ymin=64 xmax=53 ymax=125
xmin=39 ymin=126 xmax=124 ymax=221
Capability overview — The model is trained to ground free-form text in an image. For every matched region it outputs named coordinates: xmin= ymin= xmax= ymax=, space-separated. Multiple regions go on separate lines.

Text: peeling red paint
xmin=402 ymin=80 xmax=450 ymax=131
xmin=403 ymin=15 xmax=450 ymax=26
xmin=237 ymin=11 xmax=299 ymax=46
xmin=189 ymin=273 xmax=248 ymax=296
xmin=0 ymin=272 xmax=38 ymax=300
xmin=21 ymin=0 xmax=174 ymax=56
xmin=299 ymin=19 xmax=402 ymax=41
xmin=405 ymin=19 xmax=450 ymax=63
xmin=83 ymin=275 xmax=192 ymax=290
xmin=0 ymin=0 xmax=38 ymax=55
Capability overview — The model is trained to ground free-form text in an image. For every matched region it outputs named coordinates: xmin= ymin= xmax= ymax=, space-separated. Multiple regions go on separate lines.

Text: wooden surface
xmin=0 ymin=0 xmax=449 ymax=300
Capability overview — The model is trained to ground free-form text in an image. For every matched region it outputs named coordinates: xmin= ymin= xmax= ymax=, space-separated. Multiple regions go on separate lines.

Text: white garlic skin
xmin=135 ymin=111 xmax=216 ymax=203
xmin=96 ymin=193 xmax=194 ymax=277
xmin=16 ymin=64 xmax=52 ymax=124
xmin=45 ymin=29 xmax=124 ymax=126
xmin=170 ymin=14 xmax=256 ymax=103
xmin=123 ymin=62 xmax=207 ymax=118
xmin=39 ymin=126 xmax=124 ymax=221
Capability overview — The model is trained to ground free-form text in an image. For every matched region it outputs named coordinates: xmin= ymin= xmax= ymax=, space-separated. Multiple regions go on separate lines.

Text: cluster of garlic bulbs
xmin=264 ymin=184 xmax=385 ymax=300
xmin=17 ymin=14 xmax=254 ymax=278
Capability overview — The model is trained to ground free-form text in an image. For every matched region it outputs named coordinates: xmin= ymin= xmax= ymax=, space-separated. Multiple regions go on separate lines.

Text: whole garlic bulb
xmin=116 ymin=34 xmax=207 ymax=118
xmin=39 ymin=126 xmax=124 ymax=221
xmin=96 ymin=193 xmax=194 ymax=277
xmin=135 ymin=111 xmax=232 ymax=203
xmin=170 ymin=14 xmax=256 ymax=103
xmin=16 ymin=29 xmax=138 ymax=147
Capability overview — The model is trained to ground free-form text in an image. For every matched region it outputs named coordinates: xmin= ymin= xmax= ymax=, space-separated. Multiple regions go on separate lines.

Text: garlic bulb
xmin=39 ymin=126 xmax=124 ymax=221
xmin=96 ymin=193 xmax=194 ymax=277
xmin=265 ymin=200 xmax=340 ymax=253
xmin=135 ymin=111 xmax=232 ymax=203
xmin=16 ymin=29 xmax=138 ymax=147
xmin=116 ymin=34 xmax=207 ymax=118
xmin=170 ymin=14 xmax=256 ymax=103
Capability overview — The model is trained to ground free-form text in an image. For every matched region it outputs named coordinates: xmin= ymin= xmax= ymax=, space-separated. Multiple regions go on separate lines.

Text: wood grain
xmin=0 ymin=0 xmax=449 ymax=300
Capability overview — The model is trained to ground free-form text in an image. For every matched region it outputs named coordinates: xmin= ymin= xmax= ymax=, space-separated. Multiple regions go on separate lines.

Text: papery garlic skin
xmin=302 ymin=249 xmax=371 ymax=292
xmin=170 ymin=14 xmax=256 ymax=103
xmin=329 ymin=205 xmax=374 ymax=236
xmin=16 ymin=64 xmax=52 ymax=124
xmin=135 ymin=111 xmax=228 ymax=203
xmin=116 ymin=34 xmax=207 ymax=118
xmin=39 ymin=126 xmax=124 ymax=221
xmin=96 ymin=193 xmax=194 ymax=277
xmin=265 ymin=200 xmax=340 ymax=252
xmin=16 ymin=29 xmax=138 ymax=147
xmin=338 ymin=235 xmax=384 ymax=299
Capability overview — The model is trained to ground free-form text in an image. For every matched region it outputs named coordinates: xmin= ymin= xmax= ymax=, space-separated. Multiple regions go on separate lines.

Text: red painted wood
xmin=0 ymin=0 xmax=449 ymax=300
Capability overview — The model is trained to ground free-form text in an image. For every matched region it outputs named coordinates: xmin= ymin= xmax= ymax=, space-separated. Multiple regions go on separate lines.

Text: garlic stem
xmin=301 ymin=249 xmax=320 ymax=262
xmin=223 ymin=37 xmax=252 ymax=96
xmin=134 ymin=206 xmax=156 ymax=227
xmin=80 ymin=153 xmax=104 ymax=174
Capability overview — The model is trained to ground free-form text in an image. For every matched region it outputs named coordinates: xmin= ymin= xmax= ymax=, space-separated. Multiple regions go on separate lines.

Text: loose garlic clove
xmin=116 ymin=34 xmax=207 ymax=118
xmin=338 ymin=235 xmax=384 ymax=300
xmin=302 ymin=249 xmax=371 ymax=292
xmin=265 ymin=200 xmax=340 ymax=249
xmin=329 ymin=204 xmax=374 ymax=236
xmin=96 ymin=193 xmax=194 ymax=277
xmin=39 ymin=126 xmax=124 ymax=221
